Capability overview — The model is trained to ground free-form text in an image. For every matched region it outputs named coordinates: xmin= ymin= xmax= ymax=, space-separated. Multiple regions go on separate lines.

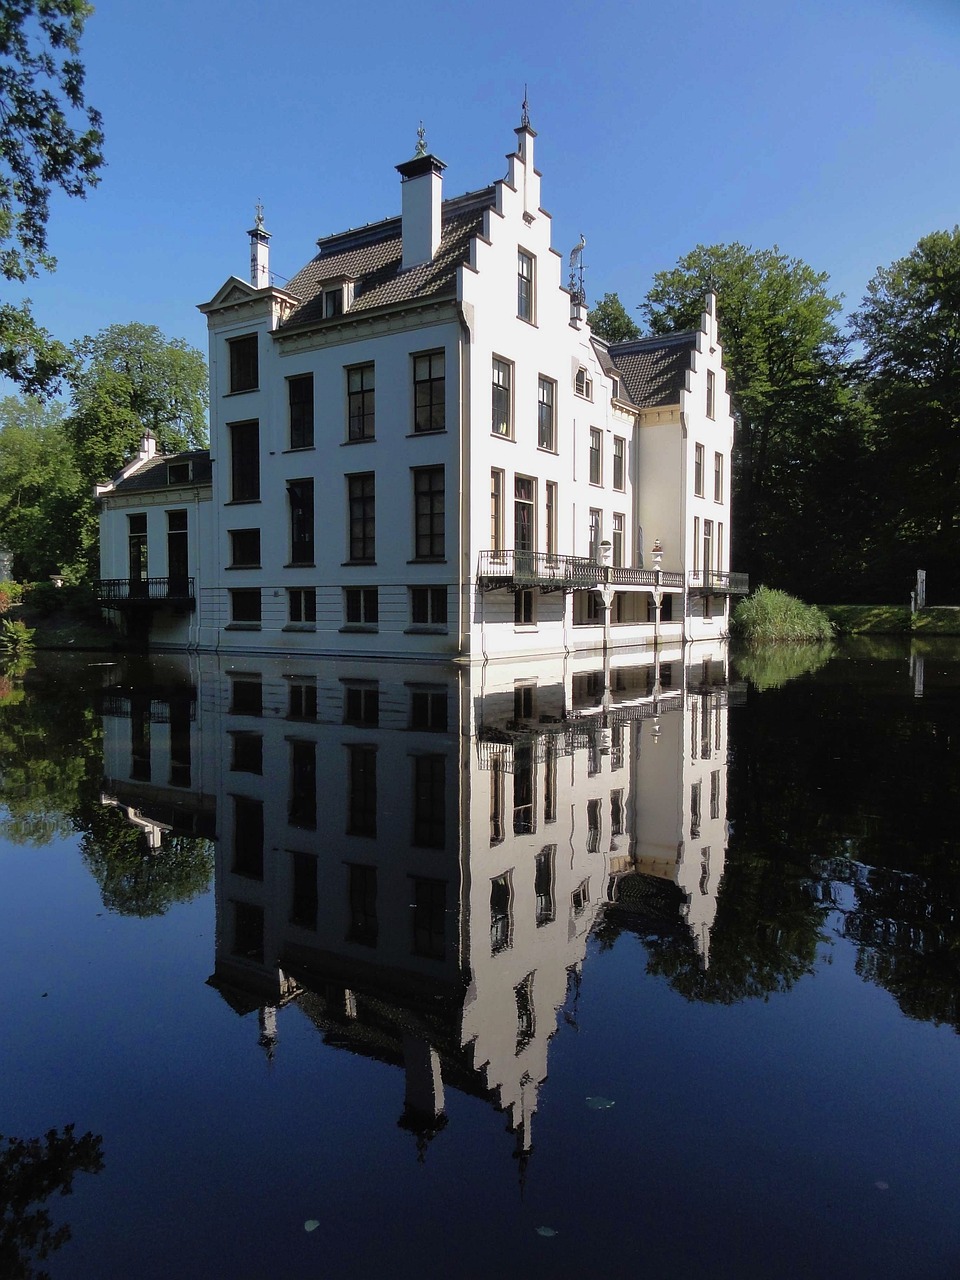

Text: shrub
xmin=732 ymin=586 xmax=834 ymax=645
xmin=0 ymin=582 xmax=24 ymax=615
xmin=0 ymin=618 xmax=35 ymax=653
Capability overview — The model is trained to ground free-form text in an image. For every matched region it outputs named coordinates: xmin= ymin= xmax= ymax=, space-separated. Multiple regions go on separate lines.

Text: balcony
xmin=94 ymin=577 xmax=196 ymax=611
xmin=687 ymin=571 xmax=749 ymax=596
xmin=477 ymin=550 xmax=684 ymax=593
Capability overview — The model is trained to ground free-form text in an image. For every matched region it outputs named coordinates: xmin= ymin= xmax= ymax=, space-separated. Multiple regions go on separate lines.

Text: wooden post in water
xmin=916 ymin=569 xmax=926 ymax=611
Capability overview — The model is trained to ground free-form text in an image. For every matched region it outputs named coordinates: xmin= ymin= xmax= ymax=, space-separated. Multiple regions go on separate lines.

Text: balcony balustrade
xmin=477 ymin=550 xmax=684 ymax=592
xmin=687 ymin=570 xmax=749 ymax=595
xmin=94 ymin=577 xmax=196 ymax=610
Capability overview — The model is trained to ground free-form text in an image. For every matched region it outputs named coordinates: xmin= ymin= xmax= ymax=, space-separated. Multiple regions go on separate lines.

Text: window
xmin=518 ymin=249 xmax=535 ymax=322
xmin=347 ymin=364 xmax=375 ymax=440
xmin=703 ymin=519 xmax=714 ymax=579
xmin=229 ymin=420 xmax=259 ymax=501
xmin=491 ymin=469 xmax=504 ymax=552
xmin=288 ymin=374 xmax=314 ymax=449
xmin=230 ymin=731 xmax=262 ymax=775
xmin=413 ymin=467 xmax=445 ymax=559
xmin=490 ymin=755 xmax=505 ymax=846
xmin=694 ymin=443 xmax=704 ymax=497
xmin=537 ymin=376 xmax=555 ymax=450
xmin=130 ymin=698 xmax=150 ymax=780
xmin=347 ymin=864 xmax=378 ymax=946
xmin=410 ymin=586 xmax=447 ymax=629
xmin=514 ymin=475 xmax=535 ymax=553
xmin=706 ymin=368 xmax=716 ymax=419
xmin=228 ymin=334 xmax=257 ymax=393
xmin=586 ymin=798 xmax=601 ymax=853
xmin=589 ymin=428 xmax=602 ymax=485
xmin=325 ymin=287 xmax=343 ymax=318
xmin=288 ymin=680 xmax=317 ymax=720
xmin=167 ymin=510 xmax=188 ymax=588
xmin=231 ymin=901 xmax=264 ymax=962
xmin=287 ymin=587 xmax=316 ymax=624
xmin=290 ymin=851 xmax=318 ymax=930
xmin=613 ymin=437 xmax=625 ymax=491
xmin=572 ymin=877 xmax=590 ymax=918
xmin=691 ymin=781 xmax=702 ymax=840
xmin=492 ymin=357 xmax=512 ymax=436
xmin=347 ymin=473 xmax=375 ymax=562
xmin=514 ymin=589 xmax=535 ymax=626
xmin=167 ymin=461 xmax=191 ymax=485
xmin=409 ymin=684 xmax=448 ymax=731
xmin=611 ymin=789 xmax=624 ymax=837
xmin=717 ymin=523 xmax=724 ymax=572
xmin=514 ymin=683 xmax=535 ymax=721
xmin=710 ymin=769 xmax=721 ymax=820
xmin=544 ymin=739 xmax=557 ymax=823
xmin=589 ymin=508 xmax=602 ymax=560
xmin=414 ymin=351 xmax=445 ymax=432
xmin=515 ymin=972 xmax=535 ymax=1054
xmin=545 ymin=481 xmax=558 ymax=557
xmin=411 ymin=877 xmax=446 ymax=959
xmin=343 ymin=682 xmax=379 ymax=726
xmin=693 ymin=516 xmax=700 ymax=573
xmin=128 ymin=513 xmax=147 ymax=583
xmin=232 ymin=796 xmax=263 ymax=878
xmin=575 ymin=367 xmax=592 ymax=399
xmin=714 ymin=451 xmax=723 ymax=503
xmin=412 ymin=754 xmax=446 ymax=848
xmin=612 ymin=513 xmax=625 ymax=568
xmin=229 ymin=529 xmax=259 ymax=568
xmin=230 ymin=589 xmax=261 ymax=625
xmin=344 ymin=587 xmax=378 ymax=627
xmin=513 ymin=744 xmax=535 ymax=834
xmin=229 ymin=676 xmax=262 ymax=716
xmin=535 ymin=846 xmax=555 ymax=926
xmin=289 ymin=740 xmax=317 ymax=829
xmin=347 ymin=744 xmax=377 ymax=836
xmin=490 ymin=873 xmax=512 ymax=954
xmin=288 ymin=479 xmax=314 ymax=564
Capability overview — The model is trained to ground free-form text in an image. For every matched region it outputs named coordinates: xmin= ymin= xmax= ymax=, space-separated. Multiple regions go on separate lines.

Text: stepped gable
xmin=608 ymin=331 xmax=698 ymax=409
xmin=279 ymin=186 xmax=496 ymax=331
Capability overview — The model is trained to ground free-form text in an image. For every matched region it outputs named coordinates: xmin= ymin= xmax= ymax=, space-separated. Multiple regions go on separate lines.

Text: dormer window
xmin=575 ymin=367 xmax=593 ymax=399
xmin=167 ymin=461 xmax=191 ymax=485
xmin=324 ymin=287 xmax=343 ymax=318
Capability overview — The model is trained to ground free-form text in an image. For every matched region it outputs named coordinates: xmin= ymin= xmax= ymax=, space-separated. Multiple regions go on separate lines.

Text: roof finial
xmin=254 ymin=200 xmax=264 ymax=231
xmin=414 ymin=121 xmax=427 ymax=158
xmin=521 ymin=87 xmax=530 ymax=129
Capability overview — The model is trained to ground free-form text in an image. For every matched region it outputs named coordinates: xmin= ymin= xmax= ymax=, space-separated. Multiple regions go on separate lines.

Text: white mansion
xmin=96 ymin=111 xmax=745 ymax=658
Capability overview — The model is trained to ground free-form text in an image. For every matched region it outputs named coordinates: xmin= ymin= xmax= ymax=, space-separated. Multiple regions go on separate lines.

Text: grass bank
xmin=732 ymin=587 xmax=833 ymax=645
xmin=824 ymin=605 xmax=960 ymax=635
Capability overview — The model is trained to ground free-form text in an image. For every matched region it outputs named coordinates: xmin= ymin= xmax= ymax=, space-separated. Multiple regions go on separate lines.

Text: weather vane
xmin=521 ymin=87 xmax=530 ymax=129
xmin=415 ymin=122 xmax=427 ymax=157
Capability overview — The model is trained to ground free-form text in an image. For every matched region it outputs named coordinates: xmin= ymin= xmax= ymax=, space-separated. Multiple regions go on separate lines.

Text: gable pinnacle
xmin=521 ymin=88 xmax=530 ymax=129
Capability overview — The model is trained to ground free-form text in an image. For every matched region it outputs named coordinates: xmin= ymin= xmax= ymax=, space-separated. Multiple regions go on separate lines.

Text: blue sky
xmin=11 ymin=0 xmax=960 ymax=359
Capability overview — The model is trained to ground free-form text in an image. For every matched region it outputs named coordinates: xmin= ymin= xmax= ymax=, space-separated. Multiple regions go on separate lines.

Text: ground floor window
xmin=409 ymin=585 xmax=447 ymax=629
xmin=572 ymin=590 xmax=603 ymax=626
xmin=343 ymin=587 xmax=378 ymax=628
xmin=514 ymin=588 xmax=535 ymax=626
xmin=229 ymin=588 xmax=261 ymax=626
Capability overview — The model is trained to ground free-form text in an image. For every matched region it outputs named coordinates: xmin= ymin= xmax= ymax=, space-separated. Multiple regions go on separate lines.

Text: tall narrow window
xmin=347 ymin=473 xmax=375 ymax=562
xmin=232 ymin=796 xmax=263 ymax=878
xmin=325 ymin=287 xmax=343 ymax=318
xmin=693 ymin=516 xmax=701 ymax=574
xmin=515 ymin=972 xmax=535 ymax=1054
xmin=714 ymin=451 xmax=723 ymax=503
xmin=347 ymin=364 xmax=375 ymax=440
xmin=288 ymin=374 xmax=314 ymax=449
xmin=514 ymin=589 xmax=535 ymax=626
xmin=289 ymin=740 xmax=317 ymax=830
xmin=710 ymin=769 xmax=721 ymax=820
xmin=490 ymin=873 xmax=512 ymax=954
xmin=414 ymin=351 xmax=445 ymax=432
xmin=586 ymin=798 xmax=601 ymax=853
xmin=288 ymin=479 xmax=314 ymax=564
xmin=703 ymin=520 xmax=714 ymax=582
xmin=229 ymin=420 xmax=260 ymax=501
xmin=706 ymin=369 xmax=716 ymax=419
xmin=517 ymin=250 xmax=535 ymax=322
xmin=589 ymin=427 xmax=602 ymax=484
xmin=575 ymin=367 xmax=592 ymax=399
xmin=535 ymin=846 xmax=556 ymax=926
xmin=490 ymin=754 xmax=504 ymax=846
xmin=694 ymin=443 xmax=705 ymax=497
xmin=411 ymin=878 xmax=446 ymax=959
xmin=492 ymin=357 xmax=512 ymax=436
xmin=290 ymin=851 xmax=318 ymax=930
xmin=544 ymin=738 xmax=557 ymax=823
xmin=589 ymin=508 xmax=602 ymax=560
xmin=513 ymin=744 xmax=535 ymax=834
xmin=612 ymin=513 xmax=625 ymax=568
xmin=717 ymin=523 xmax=724 ymax=572
xmin=514 ymin=475 xmax=535 ymax=553
xmin=538 ymin=375 xmax=555 ymax=450
xmin=545 ymin=481 xmax=558 ymax=556
xmin=491 ymin=469 xmax=504 ymax=552
xmin=413 ymin=467 xmax=445 ymax=559
xmin=347 ymin=864 xmax=378 ymax=946
xmin=128 ymin=513 xmax=147 ymax=586
xmin=691 ymin=781 xmax=702 ymax=840
xmin=613 ymin=436 xmax=625 ymax=491
xmin=347 ymin=744 xmax=377 ymax=836
xmin=167 ymin=511 xmax=187 ymax=590
xmin=228 ymin=334 xmax=257 ymax=392
xmin=412 ymin=754 xmax=446 ymax=848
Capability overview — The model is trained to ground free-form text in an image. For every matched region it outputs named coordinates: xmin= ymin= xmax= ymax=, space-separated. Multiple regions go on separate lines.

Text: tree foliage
xmin=588 ymin=291 xmax=640 ymax=343
xmin=0 ymin=1 xmax=103 ymax=393
xmin=851 ymin=227 xmax=960 ymax=599
xmin=642 ymin=244 xmax=874 ymax=599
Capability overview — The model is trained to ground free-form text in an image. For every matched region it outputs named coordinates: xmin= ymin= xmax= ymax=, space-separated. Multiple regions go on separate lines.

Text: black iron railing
xmin=94 ymin=577 xmax=196 ymax=608
xmin=478 ymin=550 xmax=683 ymax=591
xmin=687 ymin=571 xmax=749 ymax=595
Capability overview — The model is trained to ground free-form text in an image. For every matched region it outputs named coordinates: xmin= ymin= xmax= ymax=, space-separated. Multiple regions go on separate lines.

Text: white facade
xmin=97 ymin=114 xmax=743 ymax=658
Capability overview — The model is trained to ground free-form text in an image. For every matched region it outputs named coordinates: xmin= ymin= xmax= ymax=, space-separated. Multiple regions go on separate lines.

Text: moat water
xmin=1 ymin=638 xmax=959 ymax=1279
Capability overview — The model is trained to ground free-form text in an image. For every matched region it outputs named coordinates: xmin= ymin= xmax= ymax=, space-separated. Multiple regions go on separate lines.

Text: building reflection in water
xmin=98 ymin=642 xmax=736 ymax=1166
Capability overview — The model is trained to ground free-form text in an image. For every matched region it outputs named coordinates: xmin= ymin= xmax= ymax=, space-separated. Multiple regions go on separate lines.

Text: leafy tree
xmin=588 ymin=291 xmax=640 ymax=343
xmin=850 ymin=228 xmax=960 ymax=601
xmin=66 ymin=323 xmax=208 ymax=488
xmin=0 ymin=396 xmax=88 ymax=579
xmin=642 ymin=244 xmax=874 ymax=599
xmin=0 ymin=1 xmax=103 ymax=394
xmin=0 ymin=1124 xmax=103 ymax=1279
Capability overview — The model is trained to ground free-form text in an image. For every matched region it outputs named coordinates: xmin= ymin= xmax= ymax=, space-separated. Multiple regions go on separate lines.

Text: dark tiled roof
xmin=608 ymin=331 xmax=697 ymax=408
xmin=279 ymin=187 xmax=496 ymax=331
xmin=110 ymin=450 xmax=212 ymax=495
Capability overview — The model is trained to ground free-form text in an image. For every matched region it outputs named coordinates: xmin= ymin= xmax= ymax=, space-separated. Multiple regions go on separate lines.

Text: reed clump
xmin=732 ymin=586 xmax=834 ymax=645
